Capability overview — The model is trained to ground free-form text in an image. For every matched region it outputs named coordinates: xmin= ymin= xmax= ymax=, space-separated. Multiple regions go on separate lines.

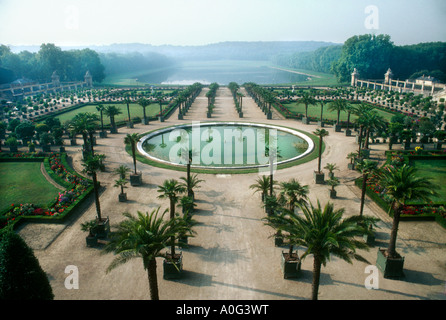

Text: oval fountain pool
xmin=137 ymin=122 xmax=314 ymax=169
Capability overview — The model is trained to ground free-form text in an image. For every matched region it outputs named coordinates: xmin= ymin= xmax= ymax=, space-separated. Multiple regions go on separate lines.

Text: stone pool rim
xmin=137 ymin=121 xmax=315 ymax=170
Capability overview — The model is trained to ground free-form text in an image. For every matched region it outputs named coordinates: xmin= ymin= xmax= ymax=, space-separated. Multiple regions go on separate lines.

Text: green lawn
xmin=282 ymin=102 xmax=396 ymax=122
xmin=55 ymin=103 xmax=166 ymax=124
xmin=0 ymin=162 xmax=60 ymax=212
xmin=409 ymin=158 xmax=446 ymax=204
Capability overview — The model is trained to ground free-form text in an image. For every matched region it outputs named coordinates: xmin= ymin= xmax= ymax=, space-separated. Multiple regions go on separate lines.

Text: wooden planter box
xmin=302 ymin=117 xmax=310 ymax=124
xmin=267 ymin=111 xmax=272 ymax=120
xmin=238 ymin=111 xmax=243 ymax=118
xmin=99 ymin=131 xmax=107 ymax=138
xmin=85 ymin=235 xmax=98 ymax=247
xmin=314 ymin=171 xmax=325 ymax=184
xmin=376 ymin=248 xmax=404 ymax=279
xmin=118 ymin=193 xmax=127 ymax=202
xmin=329 ymin=190 xmax=337 ymax=199
xmin=130 ymin=173 xmax=143 ymax=186
xmin=96 ymin=217 xmax=110 ymax=239
xmin=163 ymin=252 xmax=183 ymax=280
xmin=345 ymin=129 xmax=352 ymax=136
xmin=318 ymin=121 xmax=324 ymax=127
xmin=335 ymin=124 xmax=342 ymax=132
xmin=281 ymin=251 xmax=301 ymax=279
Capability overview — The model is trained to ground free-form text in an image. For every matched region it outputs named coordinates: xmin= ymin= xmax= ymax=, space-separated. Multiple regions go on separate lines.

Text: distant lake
xmin=135 ymin=60 xmax=309 ymax=85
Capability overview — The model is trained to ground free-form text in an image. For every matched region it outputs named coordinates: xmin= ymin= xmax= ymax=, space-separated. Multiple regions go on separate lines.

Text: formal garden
xmin=0 ymin=81 xmax=445 ymax=300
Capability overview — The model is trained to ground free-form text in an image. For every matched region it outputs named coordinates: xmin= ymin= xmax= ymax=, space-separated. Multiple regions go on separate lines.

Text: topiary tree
xmin=0 ymin=230 xmax=54 ymax=300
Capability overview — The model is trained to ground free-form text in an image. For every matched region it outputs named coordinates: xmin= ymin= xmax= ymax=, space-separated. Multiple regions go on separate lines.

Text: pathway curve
xmin=16 ymin=86 xmax=446 ymax=301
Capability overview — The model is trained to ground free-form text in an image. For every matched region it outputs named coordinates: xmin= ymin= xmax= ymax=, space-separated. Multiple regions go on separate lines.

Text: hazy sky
xmin=1 ymin=0 xmax=445 ymax=47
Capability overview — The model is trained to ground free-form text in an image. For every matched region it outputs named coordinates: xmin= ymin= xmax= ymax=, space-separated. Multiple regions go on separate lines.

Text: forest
xmin=0 ymin=44 xmax=105 ymax=84
xmin=274 ymin=34 xmax=446 ymax=84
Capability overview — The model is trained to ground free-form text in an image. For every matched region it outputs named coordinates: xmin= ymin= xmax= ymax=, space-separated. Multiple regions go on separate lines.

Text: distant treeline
xmin=273 ymin=34 xmax=446 ymax=83
xmin=0 ymin=44 xmax=105 ymax=84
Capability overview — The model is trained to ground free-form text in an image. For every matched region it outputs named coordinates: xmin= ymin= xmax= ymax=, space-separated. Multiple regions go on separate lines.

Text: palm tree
xmin=328 ymin=98 xmax=349 ymax=129
xmin=114 ymin=178 xmax=128 ymax=195
xmin=266 ymin=201 xmax=373 ymax=300
xmin=299 ymin=92 xmax=316 ymax=123
xmin=324 ymin=163 xmax=339 ymax=178
xmin=180 ymin=173 xmax=203 ymax=201
xmin=104 ymin=105 xmax=122 ymax=133
xmin=104 ymin=208 xmax=190 ymax=300
xmin=278 ymin=178 xmax=309 ymax=212
xmin=96 ymin=104 xmax=106 ymax=135
xmin=344 ymin=104 xmax=357 ymax=135
xmin=114 ymin=165 xmax=131 ymax=179
xmin=313 ymin=129 xmax=329 ymax=173
xmin=318 ymin=100 xmax=325 ymax=126
xmin=249 ymin=175 xmax=277 ymax=203
xmin=157 ymin=179 xmax=186 ymax=257
xmin=123 ymin=95 xmax=133 ymax=127
xmin=356 ymin=160 xmax=378 ymax=217
xmin=376 ymin=164 xmax=438 ymax=259
xmin=137 ymin=98 xmax=150 ymax=125
xmin=354 ymin=104 xmax=375 ymax=155
xmin=155 ymin=92 xmax=165 ymax=121
xmin=82 ymin=154 xmax=104 ymax=222
xmin=69 ymin=112 xmax=99 ymax=157
xmin=124 ymin=133 xmax=140 ymax=175
xmin=363 ymin=111 xmax=386 ymax=150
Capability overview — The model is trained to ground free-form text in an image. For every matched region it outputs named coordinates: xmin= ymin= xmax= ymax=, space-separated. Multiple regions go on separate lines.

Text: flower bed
xmin=356 ymin=150 xmax=446 ymax=228
xmin=0 ymin=153 xmax=93 ymax=231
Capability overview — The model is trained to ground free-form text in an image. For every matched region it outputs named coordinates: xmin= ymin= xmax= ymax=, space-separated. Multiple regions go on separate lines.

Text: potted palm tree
xmin=266 ymin=201 xmax=374 ymax=299
xmin=278 ymin=178 xmax=309 ymax=213
xmin=81 ymin=219 xmax=98 ymax=247
xmin=104 ymin=105 xmax=122 ymax=134
xmin=104 ymin=208 xmax=191 ymax=300
xmin=249 ymin=175 xmax=277 ymax=204
xmin=328 ymin=98 xmax=348 ymax=132
xmin=375 ymin=164 xmax=438 ymax=278
xmin=114 ymin=165 xmax=131 ymax=180
xmin=124 ymin=133 xmax=142 ymax=186
xmin=347 ymin=152 xmax=358 ymax=170
xmin=327 ymin=177 xmax=340 ymax=198
xmin=157 ymin=179 xmax=186 ymax=279
xmin=299 ymin=92 xmax=316 ymax=125
xmin=313 ymin=129 xmax=329 ymax=184
xmin=356 ymin=159 xmax=378 ymax=217
xmin=96 ymin=104 xmax=107 ymax=138
xmin=324 ymin=163 xmax=339 ymax=179
xmin=82 ymin=154 xmax=109 ymax=239
xmin=262 ymin=195 xmax=284 ymax=246
xmin=114 ymin=178 xmax=128 ymax=202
